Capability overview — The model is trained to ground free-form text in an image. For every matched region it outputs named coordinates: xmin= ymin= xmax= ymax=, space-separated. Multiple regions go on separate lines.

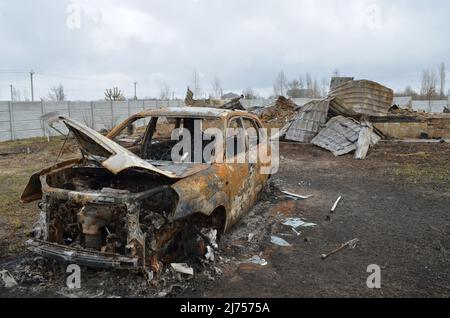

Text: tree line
xmin=396 ymin=62 xmax=447 ymax=100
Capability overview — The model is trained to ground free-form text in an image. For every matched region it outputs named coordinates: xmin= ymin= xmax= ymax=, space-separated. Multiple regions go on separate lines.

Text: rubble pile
xmin=278 ymin=79 xmax=394 ymax=159
xmin=257 ymin=96 xmax=298 ymax=126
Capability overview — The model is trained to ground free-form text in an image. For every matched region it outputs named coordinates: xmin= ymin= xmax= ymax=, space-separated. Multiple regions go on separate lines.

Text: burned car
xmin=21 ymin=107 xmax=272 ymax=277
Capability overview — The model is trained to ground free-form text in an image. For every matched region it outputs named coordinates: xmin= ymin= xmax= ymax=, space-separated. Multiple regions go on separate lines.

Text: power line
xmin=37 ymin=72 xmax=135 ymax=84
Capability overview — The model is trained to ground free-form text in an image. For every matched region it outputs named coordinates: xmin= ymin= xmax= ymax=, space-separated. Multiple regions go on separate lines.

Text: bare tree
xmin=298 ymin=75 xmax=305 ymax=89
xmin=211 ymin=76 xmax=223 ymax=99
xmin=273 ymin=70 xmax=288 ymax=97
xmin=192 ymin=69 xmax=202 ymax=98
xmin=159 ymin=83 xmax=171 ymax=100
xmin=439 ymin=62 xmax=446 ymax=97
xmin=312 ymin=79 xmax=320 ymax=98
xmin=321 ymin=78 xmax=329 ymax=97
xmin=287 ymin=79 xmax=302 ymax=98
xmin=243 ymin=87 xmax=258 ymax=99
xmin=104 ymin=87 xmax=125 ymax=101
xmin=48 ymin=84 xmax=66 ymax=102
xmin=421 ymin=69 xmax=437 ymax=96
xmin=305 ymin=73 xmax=313 ymax=91
xmin=421 ymin=69 xmax=437 ymax=112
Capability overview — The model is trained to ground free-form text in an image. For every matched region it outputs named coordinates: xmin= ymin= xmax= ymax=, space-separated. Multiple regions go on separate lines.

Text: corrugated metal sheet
xmin=281 ymin=99 xmax=329 ymax=142
xmin=328 ymin=80 xmax=394 ymax=117
xmin=311 ymin=116 xmax=362 ymax=156
xmin=328 ymin=97 xmax=359 ymax=118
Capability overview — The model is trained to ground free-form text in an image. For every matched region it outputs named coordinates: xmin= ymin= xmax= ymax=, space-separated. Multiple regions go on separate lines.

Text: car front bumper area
xmin=26 ymin=239 xmax=139 ymax=270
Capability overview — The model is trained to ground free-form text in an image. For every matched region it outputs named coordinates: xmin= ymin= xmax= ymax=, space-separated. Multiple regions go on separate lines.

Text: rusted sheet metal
xmin=280 ymin=99 xmax=329 ymax=142
xmin=311 ymin=116 xmax=380 ymax=157
xmin=328 ymin=80 xmax=394 ymax=117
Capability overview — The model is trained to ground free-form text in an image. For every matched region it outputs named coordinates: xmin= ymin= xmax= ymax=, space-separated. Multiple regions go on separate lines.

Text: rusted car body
xmin=22 ymin=107 xmax=271 ymax=274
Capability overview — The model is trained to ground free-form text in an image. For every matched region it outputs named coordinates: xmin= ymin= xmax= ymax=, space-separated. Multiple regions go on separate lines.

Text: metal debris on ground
xmin=282 ymin=218 xmax=316 ymax=229
xmin=0 ymin=269 xmax=18 ymax=288
xmin=281 ymin=190 xmax=313 ymax=200
xmin=245 ymin=255 xmax=268 ymax=266
xmin=311 ymin=116 xmax=381 ymax=157
xmin=331 ymin=196 xmax=342 ymax=213
xmin=170 ymin=263 xmax=194 ymax=276
xmin=321 ymin=238 xmax=360 ymax=260
xmin=270 ymin=235 xmax=291 ymax=247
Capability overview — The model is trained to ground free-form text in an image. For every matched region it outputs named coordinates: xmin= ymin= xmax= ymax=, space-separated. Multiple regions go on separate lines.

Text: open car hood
xmin=59 ymin=116 xmax=208 ymax=179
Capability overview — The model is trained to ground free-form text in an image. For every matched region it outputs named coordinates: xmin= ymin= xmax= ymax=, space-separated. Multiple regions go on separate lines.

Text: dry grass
xmin=0 ymin=137 xmax=79 ymax=257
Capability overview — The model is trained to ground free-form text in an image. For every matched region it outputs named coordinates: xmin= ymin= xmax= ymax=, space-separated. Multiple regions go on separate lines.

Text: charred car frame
xmin=21 ymin=107 xmax=272 ymax=277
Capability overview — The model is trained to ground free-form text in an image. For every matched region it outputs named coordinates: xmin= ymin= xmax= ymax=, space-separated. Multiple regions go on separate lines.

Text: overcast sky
xmin=0 ymin=0 xmax=449 ymax=100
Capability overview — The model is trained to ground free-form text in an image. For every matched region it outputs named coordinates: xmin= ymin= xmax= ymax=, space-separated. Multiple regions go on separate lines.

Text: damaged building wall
xmin=374 ymin=115 xmax=450 ymax=139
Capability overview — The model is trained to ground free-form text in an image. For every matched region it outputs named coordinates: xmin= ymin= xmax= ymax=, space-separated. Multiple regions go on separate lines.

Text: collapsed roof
xmin=310 ymin=116 xmax=380 ymax=158
xmin=328 ymin=80 xmax=394 ymax=117
xmin=279 ymin=99 xmax=330 ymax=142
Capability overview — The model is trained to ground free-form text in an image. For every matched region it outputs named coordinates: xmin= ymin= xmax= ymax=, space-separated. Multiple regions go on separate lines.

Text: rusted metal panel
xmin=328 ymin=80 xmax=394 ymax=117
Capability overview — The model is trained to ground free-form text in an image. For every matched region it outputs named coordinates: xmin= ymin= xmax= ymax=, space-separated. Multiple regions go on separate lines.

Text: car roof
xmin=137 ymin=107 xmax=232 ymax=118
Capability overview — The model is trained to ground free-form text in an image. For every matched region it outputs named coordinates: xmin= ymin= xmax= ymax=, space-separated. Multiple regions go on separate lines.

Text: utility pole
xmin=10 ymin=84 xmax=13 ymax=102
xmin=134 ymin=82 xmax=138 ymax=100
xmin=30 ymin=70 xmax=35 ymax=101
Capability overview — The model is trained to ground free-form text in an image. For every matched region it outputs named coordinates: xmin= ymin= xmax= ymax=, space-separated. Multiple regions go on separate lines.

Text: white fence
xmin=0 ymin=100 xmax=185 ymax=142
xmin=0 ymin=98 xmax=320 ymax=142
xmin=4 ymin=97 xmax=443 ymax=142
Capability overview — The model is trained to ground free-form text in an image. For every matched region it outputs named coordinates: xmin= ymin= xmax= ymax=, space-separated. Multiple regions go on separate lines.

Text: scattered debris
xmin=321 ymin=238 xmax=360 ymax=260
xmin=270 ymin=235 xmax=291 ymax=247
xmin=281 ymin=190 xmax=313 ymax=200
xmin=354 ymin=121 xmax=374 ymax=160
xmin=0 ymin=269 xmax=18 ymax=288
xmin=245 ymin=255 xmax=268 ymax=266
xmin=259 ymin=96 xmax=298 ymax=125
xmin=331 ymin=196 xmax=342 ymax=213
xmin=282 ymin=218 xmax=316 ymax=229
xmin=311 ymin=116 xmax=381 ymax=157
xmin=170 ymin=263 xmax=194 ymax=276
xmin=205 ymin=246 xmax=215 ymax=262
